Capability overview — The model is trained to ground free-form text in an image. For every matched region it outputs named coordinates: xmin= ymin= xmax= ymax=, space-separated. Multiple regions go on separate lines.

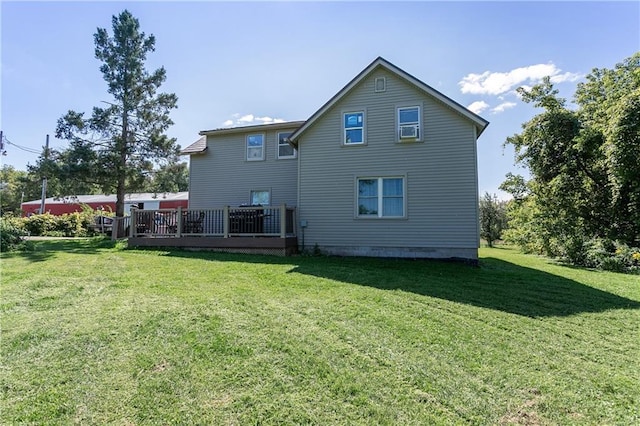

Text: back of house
xmin=183 ymin=57 xmax=488 ymax=260
xmin=290 ymin=58 xmax=488 ymax=260
xmin=186 ymin=122 xmax=304 ymax=210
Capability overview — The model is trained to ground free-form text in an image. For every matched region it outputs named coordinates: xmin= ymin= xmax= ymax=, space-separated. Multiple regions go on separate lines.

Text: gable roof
xmin=180 ymin=136 xmax=207 ymax=155
xmin=181 ymin=121 xmax=307 ymax=156
xmin=288 ymin=57 xmax=489 ymax=144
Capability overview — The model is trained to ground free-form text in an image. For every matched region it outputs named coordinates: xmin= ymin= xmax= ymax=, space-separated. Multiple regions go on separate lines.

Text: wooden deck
xmin=128 ymin=235 xmax=298 ymax=256
xmin=125 ymin=205 xmax=298 ymax=256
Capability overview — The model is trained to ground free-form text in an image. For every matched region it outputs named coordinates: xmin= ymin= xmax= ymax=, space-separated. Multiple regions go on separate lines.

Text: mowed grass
xmin=1 ymin=239 xmax=639 ymax=425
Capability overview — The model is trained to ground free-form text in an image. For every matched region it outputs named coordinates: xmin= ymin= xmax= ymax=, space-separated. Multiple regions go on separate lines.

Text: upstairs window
xmin=247 ymin=134 xmax=265 ymax=161
xmin=344 ymin=111 xmax=365 ymax=145
xmin=398 ymin=106 xmax=421 ymax=141
xmin=277 ymin=132 xmax=296 ymax=159
xmin=357 ymin=177 xmax=405 ymax=218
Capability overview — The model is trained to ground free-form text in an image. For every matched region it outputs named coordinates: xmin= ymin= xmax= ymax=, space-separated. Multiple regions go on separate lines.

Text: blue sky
xmin=1 ymin=1 xmax=638 ymax=197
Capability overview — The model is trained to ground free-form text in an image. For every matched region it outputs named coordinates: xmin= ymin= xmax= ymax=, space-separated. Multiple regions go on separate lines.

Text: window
xmin=250 ymin=190 xmax=270 ymax=206
xmin=344 ymin=111 xmax=365 ymax=145
xmin=357 ymin=177 xmax=405 ymax=218
xmin=277 ymin=132 xmax=296 ymax=159
xmin=246 ymin=134 xmax=265 ymax=161
xmin=398 ymin=106 xmax=421 ymax=141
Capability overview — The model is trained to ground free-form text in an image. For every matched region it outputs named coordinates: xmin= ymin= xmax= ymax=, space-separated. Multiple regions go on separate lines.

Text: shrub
xmin=575 ymin=238 xmax=640 ymax=274
xmin=17 ymin=209 xmax=110 ymax=237
xmin=57 ymin=212 xmax=93 ymax=237
xmin=23 ymin=213 xmax=59 ymax=236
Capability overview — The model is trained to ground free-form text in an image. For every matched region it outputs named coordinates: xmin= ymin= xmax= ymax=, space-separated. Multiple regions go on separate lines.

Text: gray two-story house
xmin=182 ymin=57 xmax=488 ymax=260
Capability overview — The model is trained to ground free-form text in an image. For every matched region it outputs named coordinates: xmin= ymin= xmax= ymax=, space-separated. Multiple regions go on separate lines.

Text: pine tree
xmin=55 ymin=10 xmax=178 ymax=217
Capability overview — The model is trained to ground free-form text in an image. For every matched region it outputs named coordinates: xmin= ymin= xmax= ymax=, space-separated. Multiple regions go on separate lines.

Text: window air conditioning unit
xmin=399 ymin=125 xmax=419 ymax=139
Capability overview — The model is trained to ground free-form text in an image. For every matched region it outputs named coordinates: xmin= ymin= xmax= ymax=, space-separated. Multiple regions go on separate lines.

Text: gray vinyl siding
xmin=189 ymin=128 xmax=298 ymax=209
xmin=298 ymin=69 xmax=479 ymax=255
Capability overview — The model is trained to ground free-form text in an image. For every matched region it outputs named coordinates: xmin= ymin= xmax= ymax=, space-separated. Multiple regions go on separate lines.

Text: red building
xmin=21 ymin=192 xmax=188 ymax=216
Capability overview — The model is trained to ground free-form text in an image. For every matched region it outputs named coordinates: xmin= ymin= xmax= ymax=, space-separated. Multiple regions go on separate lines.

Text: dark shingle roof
xmin=180 ymin=136 xmax=207 ymax=155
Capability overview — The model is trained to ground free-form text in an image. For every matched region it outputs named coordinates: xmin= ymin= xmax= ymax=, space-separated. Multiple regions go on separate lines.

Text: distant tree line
xmin=0 ymin=161 xmax=188 ymax=216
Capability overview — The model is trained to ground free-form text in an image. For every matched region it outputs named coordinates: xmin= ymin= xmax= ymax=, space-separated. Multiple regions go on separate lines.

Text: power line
xmin=2 ymin=135 xmax=42 ymax=155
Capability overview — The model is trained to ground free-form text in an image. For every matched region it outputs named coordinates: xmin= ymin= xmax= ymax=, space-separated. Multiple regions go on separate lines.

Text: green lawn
xmin=1 ymin=239 xmax=639 ymax=425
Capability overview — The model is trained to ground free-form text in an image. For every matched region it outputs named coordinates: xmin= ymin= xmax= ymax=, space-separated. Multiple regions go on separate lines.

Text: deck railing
xmin=130 ymin=205 xmax=296 ymax=239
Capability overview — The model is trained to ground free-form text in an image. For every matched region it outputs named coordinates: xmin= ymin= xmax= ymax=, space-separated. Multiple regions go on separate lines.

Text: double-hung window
xmin=398 ymin=106 xmax=421 ymax=141
xmin=357 ymin=177 xmax=405 ymax=218
xmin=277 ymin=132 xmax=296 ymax=159
xmin=344 ymin=111 xmax=365 ymax=145
xmin=247 ymin=134 xmax=265 ymax=161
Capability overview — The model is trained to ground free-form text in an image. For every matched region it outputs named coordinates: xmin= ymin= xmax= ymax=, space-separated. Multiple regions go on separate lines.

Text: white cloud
xmin=222 ymin=113 xmax=287 ymax=127
xmin=549 ymin=71 xmax=582 ymax=84
xmin=237 ymin=114 xmax=255 ymax=123
xmin=459 ymin=63 xmax=583 ymax=95
xmin=256 ymin=116 xmax=271 ymax=122
xmin=467 ymin=100 xmax=490 ymax=114
xmin=491 ymin=102 xmax=517 ymax=113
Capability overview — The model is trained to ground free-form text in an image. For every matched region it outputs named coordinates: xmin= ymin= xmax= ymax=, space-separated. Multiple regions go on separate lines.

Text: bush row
xmin=2 ymin=210 xmax=111 ymax=239
xmin=566 ymin=238 xmax=640 ymax=274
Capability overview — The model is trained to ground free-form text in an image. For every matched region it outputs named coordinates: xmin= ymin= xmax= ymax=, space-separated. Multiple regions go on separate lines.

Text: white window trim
xmin=397 ymin=105 xmax=422 ymax=142
xmin=343 ymin=110 xmax=366 ymax=146
xmin=355 ymin=175 xmax=407 ymax=219
xmin=246 ymin=133 xmax=265 ymax=161
xmin=374 ymin=77 xmax=386 ymax=93
xmin=277 ymin=132 xmax=297 ymax=159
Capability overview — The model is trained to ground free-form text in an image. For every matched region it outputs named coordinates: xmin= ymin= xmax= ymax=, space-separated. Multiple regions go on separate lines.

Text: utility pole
xmin=39 ymin=135 xmax=49 ymax=214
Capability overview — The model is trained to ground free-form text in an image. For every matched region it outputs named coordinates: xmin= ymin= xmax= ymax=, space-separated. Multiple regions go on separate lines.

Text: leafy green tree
xmin=479 ymin=192 xmax=507 ymax=247
xmin=0 ymin=165 xmax=38 ymax=215
xmin=503 ymin=53 xmax=640 ymax=262
xmin=55 ymin=10 xmax=178 ymax=217
xmin=575 ymin=53 xmax=640 ymax=244
xmin=499 ymin=173 xmax=529 ymax=202
xmin=143 ymin=160 xmax=189 ymax=193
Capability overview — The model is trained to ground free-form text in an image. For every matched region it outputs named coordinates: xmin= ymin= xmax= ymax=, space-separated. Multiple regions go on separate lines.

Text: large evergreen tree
xmin=55 ymin=10 xmax=178 ymax=217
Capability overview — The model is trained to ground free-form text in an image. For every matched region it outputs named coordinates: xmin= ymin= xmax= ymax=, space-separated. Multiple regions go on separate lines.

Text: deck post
xmin=223 ymin=205 xmax=229 ymax=238
xmin=177 ymin=206 xmax=182 ymax=238
xmin=280 ymin=203 xmax=286 ymax=238
xmin=130 ymin=210 xmax=136 ymax=238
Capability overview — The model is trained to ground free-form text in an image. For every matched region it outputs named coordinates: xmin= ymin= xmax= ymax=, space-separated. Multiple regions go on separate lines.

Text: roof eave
xmin=199 ymin=120 xmax=306 ymax=136
xmin=180 ymin=146 xmax=208 ymax=156
xmin=289 ymin=56 xmax=490 ymax=142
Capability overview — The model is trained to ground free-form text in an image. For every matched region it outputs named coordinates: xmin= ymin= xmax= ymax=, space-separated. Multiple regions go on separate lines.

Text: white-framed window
xmin=277 ymin=132 xmax=296 ymax=159
xmin=397 ymin=106 xmax=421 ymax=141
xmin=250 ymin=189 xmax=270 ymax=206
xmin=246 ymin=134 xmax=265 ymax=161
xmin=357 ymin=177 xmax=405 ymax=218
xmin=344 ymin=111 xmax=365 ymax=145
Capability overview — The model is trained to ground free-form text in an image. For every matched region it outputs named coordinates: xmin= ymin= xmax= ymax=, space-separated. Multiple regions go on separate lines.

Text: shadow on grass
xmin=162 ymin=249 xmax=640 ymax=318
xmin=1 ymin=237 xmax=121 ymax=263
